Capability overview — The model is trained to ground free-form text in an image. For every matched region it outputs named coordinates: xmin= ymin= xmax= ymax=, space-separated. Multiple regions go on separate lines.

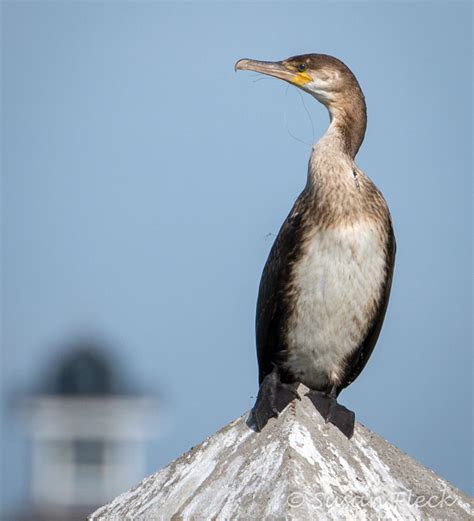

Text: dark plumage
xmin=236 ymin=54 xmax=396 ymax=437
xmin=255 ymin=180 xmax=395 ymax=396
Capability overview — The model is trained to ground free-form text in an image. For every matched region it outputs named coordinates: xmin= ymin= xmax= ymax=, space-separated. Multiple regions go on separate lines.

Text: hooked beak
xmin=235 ymin=58 xmax=312 ymax=86
xmin=235 ymin=59 xmax=295 ymax=82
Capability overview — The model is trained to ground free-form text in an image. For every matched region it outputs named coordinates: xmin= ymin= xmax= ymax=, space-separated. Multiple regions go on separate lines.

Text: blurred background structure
xmin=14 ymin=338 xmax=158 ymax=520
xmin=1 ymin=2 xmax=472 ymax=519
xmin=23 ymin=340 xmax=157 ymax=520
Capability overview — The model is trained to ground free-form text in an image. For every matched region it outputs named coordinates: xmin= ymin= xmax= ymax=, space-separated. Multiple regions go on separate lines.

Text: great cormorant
xmin=235 ymin=54 xmax=396 ymax=439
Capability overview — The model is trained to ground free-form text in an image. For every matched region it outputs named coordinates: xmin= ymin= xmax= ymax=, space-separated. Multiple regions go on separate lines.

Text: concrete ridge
xmin=89 ymin=385 xmax=473 ymax=520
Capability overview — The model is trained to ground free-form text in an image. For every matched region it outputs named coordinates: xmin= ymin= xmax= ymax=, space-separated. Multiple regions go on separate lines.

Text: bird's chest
xmin=284 ymin=221 xmax=386 ymax=388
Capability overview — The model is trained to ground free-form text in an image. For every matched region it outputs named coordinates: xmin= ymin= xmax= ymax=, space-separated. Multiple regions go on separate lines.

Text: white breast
xmin=285 ymin=220 xmax=386 ymax=390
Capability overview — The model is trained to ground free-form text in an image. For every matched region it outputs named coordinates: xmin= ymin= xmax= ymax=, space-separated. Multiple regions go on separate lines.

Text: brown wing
xmin=255 ymin=203 xmax=306 ymax=384
xmin=337 ymin=223 xmax=396 ymax=395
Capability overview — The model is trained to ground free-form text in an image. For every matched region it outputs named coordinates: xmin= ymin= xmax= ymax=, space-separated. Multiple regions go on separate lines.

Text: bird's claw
xmin=252 ymin=368 xmax=300 ymax=431
xmin=306 ymin=389 xmax=355 ymax=439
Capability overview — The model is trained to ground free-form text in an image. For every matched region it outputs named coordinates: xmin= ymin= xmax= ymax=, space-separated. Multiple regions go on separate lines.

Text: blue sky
xmin=1 ymin=1 xmax=472 ymax=511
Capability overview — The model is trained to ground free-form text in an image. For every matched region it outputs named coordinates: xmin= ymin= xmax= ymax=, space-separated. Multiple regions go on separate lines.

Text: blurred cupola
xmin=54 ymin=346 xmax=116 ymax=396
xmin=23 ymin=337 xmax=158 ymax=521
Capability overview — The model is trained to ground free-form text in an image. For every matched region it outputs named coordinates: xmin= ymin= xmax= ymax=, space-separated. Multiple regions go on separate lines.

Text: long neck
xmin=316 ymin=88 xmax=367 ymax=160
xmin=307 ymin=88 xmax=367 ymax=195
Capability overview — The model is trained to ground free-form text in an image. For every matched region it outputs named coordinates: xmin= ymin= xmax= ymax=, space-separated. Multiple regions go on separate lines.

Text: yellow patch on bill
xmin=292 ymin=72 xmax=313 ymax=86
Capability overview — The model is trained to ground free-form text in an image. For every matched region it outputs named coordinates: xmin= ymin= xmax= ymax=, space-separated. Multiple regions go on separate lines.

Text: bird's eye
xmin=297 ymin=63 xmax=308 ymax=72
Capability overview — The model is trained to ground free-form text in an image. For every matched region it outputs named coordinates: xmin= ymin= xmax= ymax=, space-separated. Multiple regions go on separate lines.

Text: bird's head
xmin=235 ymin=53 xmax=361 ymax=108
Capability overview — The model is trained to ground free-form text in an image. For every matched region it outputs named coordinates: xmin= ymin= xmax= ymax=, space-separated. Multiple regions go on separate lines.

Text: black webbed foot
xmin=306 ymin=389 xmax=355 ymax=439
xmin=252 ymin=367 xmax=300 ymax=431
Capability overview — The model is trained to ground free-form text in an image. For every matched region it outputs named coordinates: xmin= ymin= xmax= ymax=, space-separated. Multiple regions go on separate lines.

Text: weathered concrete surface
xmin=89 ymin=386 xmax=473 ymax=520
